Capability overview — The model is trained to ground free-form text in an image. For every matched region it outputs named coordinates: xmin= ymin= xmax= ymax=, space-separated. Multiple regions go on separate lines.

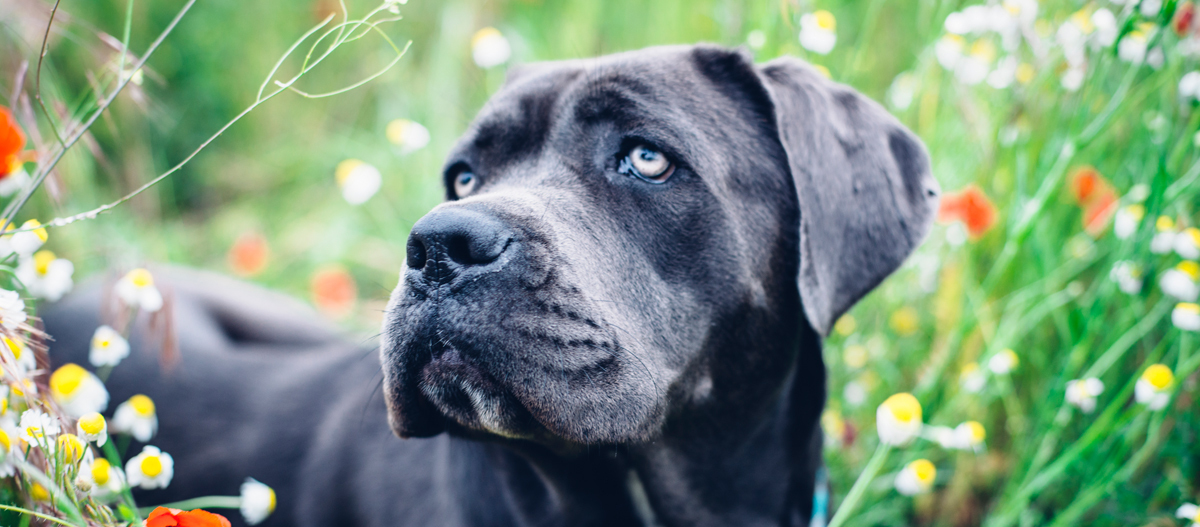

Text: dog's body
xmin=43 ymin=45 xmax=937 ymax=527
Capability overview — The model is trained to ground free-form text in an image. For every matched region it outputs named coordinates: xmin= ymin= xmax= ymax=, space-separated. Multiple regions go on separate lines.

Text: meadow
xmin=0 ymin=0 xmax=1198 ymax=525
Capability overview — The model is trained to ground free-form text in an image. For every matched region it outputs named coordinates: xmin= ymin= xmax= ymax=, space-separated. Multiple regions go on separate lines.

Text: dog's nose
xmin=406 ymin=208 xmax=512 ymax=283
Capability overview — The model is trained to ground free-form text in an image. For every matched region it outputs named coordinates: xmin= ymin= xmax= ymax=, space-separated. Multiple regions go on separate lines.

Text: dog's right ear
xmin=756 ymin=58 xmax=940 ymax=336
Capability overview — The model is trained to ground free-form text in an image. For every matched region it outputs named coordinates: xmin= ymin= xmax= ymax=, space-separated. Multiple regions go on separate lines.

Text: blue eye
xmin=619 ymin=144 xmax=674 ymax=183
xmin=454 ymin=171 xmax=478 ymax=197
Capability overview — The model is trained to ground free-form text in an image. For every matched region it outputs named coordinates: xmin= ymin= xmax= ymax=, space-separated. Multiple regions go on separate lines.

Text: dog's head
xmin=380 ymin=45 xmax=938 ymax=446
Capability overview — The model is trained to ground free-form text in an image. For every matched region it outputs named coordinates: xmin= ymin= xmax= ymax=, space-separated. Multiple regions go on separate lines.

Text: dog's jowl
xmin=44 ymin=45 xmax=938 ymax=527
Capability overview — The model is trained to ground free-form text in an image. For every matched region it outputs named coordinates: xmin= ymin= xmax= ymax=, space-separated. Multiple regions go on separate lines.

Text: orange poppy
xmin=228 ymin=231 xmax=269 ymax=277
xmin=145 ymin=507 xmax=232 ymax=527
xmin=937 ymin=185 xmax=997 ymax=238
xmin=1082 ymin=188 xmax=1118 ymax=236
xmin=0 ymin=106 xmax=26 ymax=178
xmin=1067 ymin=165 xmax=1118 ymax=236
xmin=1069 ymin=165 xmax=1106 ymax=204
xmin=311 ymin=265 xmax=357 ymax=317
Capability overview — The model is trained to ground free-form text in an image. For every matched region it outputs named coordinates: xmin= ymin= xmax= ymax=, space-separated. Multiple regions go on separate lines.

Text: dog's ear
xmin=756 ymin=57 xmax=940 ymax=336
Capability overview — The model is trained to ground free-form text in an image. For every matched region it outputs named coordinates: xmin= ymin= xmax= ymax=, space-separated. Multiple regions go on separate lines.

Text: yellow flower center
xmin=1157 ymin=216 xmax=1175 ymax=231
xmin=963 ymin=421 xmax=986 ymax=443
xmin=941 ymin=34 xmax=965 ymax=50
xmin=1178 ymin=302 xmax=1200 ymax=315
xmin=1070 ymin=380 xmax=1093 ymax=399
xmin=33 ymin=250 xmax=55 ymax=276
xmin=78 ymin=412 xmax=106 ymax=435
xmin=1015 ymin=63 xmax=1035 ymax=84
xmin=961 ymin=362 xmax=979 ymax=376
xmin=1142 ymin=364 xmax=1173 ymax=390
xmin=141 ymin=455 xmax=163 ymax=477
xmin=267 ymin=487 xmax=277 ymax=512
xmin=833 ymin=314 xmax=856 ymax=336
xmin=889 ymin=307 xmax=919 ymax=336
xmin=1070 ymin=10 xmax=1094 ymax=34
xmin=909 ymin=459 xmax=936 ymax=482
xmin=0 ymin=397 xmax=6 ymax=415
xmin=999 ymin=349 xmax=1019 ymax=368
xmin=50 ymin=363 xmax=88 ymax=398
xmin=472 ymin=27 xmax=503 ymax=48
xmin=30 ymin=482 xmax=49 ymax=502
xmin=0 ymin=428 xmax=10 ymax=451
xmin=126 ymin=268 xmax=154 ymax=288
xmin=57 ymin=433 xmax=85 ymax=461
xmin=1185 ymin=227 xmax=1200 ymax=247
xmin=21 ymin=219 xmax=48 ymax=243
xmin=95 ymin=336 xmax=111 ymax=349
xmin=813 ymin=10 xmax=836 ymax=31
xmin=386 ymin=120 xmax=412 ymax=145
xmin=129 ymin=394 xmax=156 ymax=416
xmin=1177 ymin=261 xmax=1200 ymax=281
xmin=883 ymin=392 xmax=922 ymax=423
xmin=1124 ymin=204 xmax=1146 ymax=221
xmin=12 ymin=379 xmax=32 ymax=397
xmin=969 ymin=40 xmax=996 ymax=62
xmin=4 ymin=336 xmax=23 ymax=360
xmin=92 ymin=458 xmax=111 ymax=485
xmin=843 ymin=344 xmax=868 ymax=369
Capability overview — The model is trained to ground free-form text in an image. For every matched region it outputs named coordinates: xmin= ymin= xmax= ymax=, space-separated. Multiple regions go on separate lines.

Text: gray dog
xmin=43 ymin=45 xmax=938 ymax=527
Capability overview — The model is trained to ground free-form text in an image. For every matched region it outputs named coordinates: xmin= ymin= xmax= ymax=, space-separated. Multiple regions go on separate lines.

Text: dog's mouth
xmin=416 ymin=343 xmax=539 ymax=439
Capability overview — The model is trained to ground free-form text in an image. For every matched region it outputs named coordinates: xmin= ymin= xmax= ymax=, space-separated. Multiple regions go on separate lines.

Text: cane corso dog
xmin=43 ymin=44 xmax=938 ymax=527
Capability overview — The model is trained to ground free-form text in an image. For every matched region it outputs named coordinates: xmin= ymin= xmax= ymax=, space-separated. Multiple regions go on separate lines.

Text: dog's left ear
xmin=754 ymin=56 xmax=940 ymax=336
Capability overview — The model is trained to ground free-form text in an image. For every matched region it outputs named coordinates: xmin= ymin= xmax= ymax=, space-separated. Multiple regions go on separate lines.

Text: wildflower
xmin=1117 ymin=28 xmax=1150 ymax=64
xmin=821 ymin=409 xmax=848 ymax=447
xmin=145 ymin=507 xmax=232 ymax=527
xmin=746 ymin=29 xmax=767 ymax=50
xmin=112 ymin=394 xmax=158 ymax=442
xmin=1161 ymin=261 xmax=1200 ymax=301
xmin=887 ymin=73 xmax=916 ymax=111
xmin=1177 ymin=2 xmax=1197 ymax=36
xmin=0 ymin=428 xmax=15 ymax=477
xmin=960 ymin=362 xmax=986 ymax=393
xmin=987 ymin=56 xmax=1018 ymax=89
xmin=1065 ymin=377 xmax=1104 ymax=413
xmin=1092 ymin=9 xmax=1119 ymax=48
xmin=833 ymin=314 xmax=856 ymax=336
xmin=1151 ymin=216 xmax=1179 ymax=253
xmin=1061 ymin=66 xmax=1086 ymax=92
xmin=0 ymin=107 xmax=26 ymax=179
xmin=29 ymin=482 xmax=50 ymax=502
xmin=0 ymin=219 xmax=48 ymax=259
xmin=335 ymin=159 xmax=382 ymax=205
xmin=89 ymin=325 xmax=130 ymax=368
xmin=1182 ymin=71 xmax=1200 ymax=102
xmin=937 ymin=185 xmax=997 ymax=238
xmin=799 ymin=11 xmax=837 ymax=55
xmin=988 ymin=349 xmax=1018 ymax=375
xmin=18 ymin=409 xmax=60 ymax=446
xmin=115 ymin=267 xmax=164 ymax=312
xmin=0 ymin=289 xmax=26 ymax=330
xmin=126 ymin=445 xmax=174 ymax=489
xmin=843 ymin=380 xmax=867 ymax=407
xmin=240 ymin=478 xmax=278 ymax=525
xmin=1178 ymin=503 xmax=1200 ymax=527
xmin=1015 ymin=62 xmax=1035 ymax=84
xmin=895 ymin=459 xmax=936 ymax=496
xmin=1176 ymin=227 xmax=1200 ymax=259
xmin=889 ymin=307 xmax=919 ymax=336
xmin=1109 ymin=261 xmax=1143 ymax=294
xmin=77 ymin=411 xmax=108 ymax=446
xmin=843 ymin=344 xmax=868 ymax=369
xmin=956 ymin=40 xmax=995 ymax=85
xmin=17 ymin=250 xmax=74 ymax=301
xmin=1173 ymin=302 xmax=1200 ymax=331
xmin=385 ymin=119 xmax=431 ymax=155
xmin=1135 ymin=364 xmax=1173 ymax=410
xmin=876 ymin=392 xmax=923 ymax=446
xmin=54 ymin=433 xmax=87 ymax=463
xmin=935 ymin=34 xmax=966 ymax=71
xmin=311 ymin=265 xmax=357 ymax=317
xmin=1082 ymin=189 xmax=1117 ymax=236
xmin=1141 ymin=0 xmax=1163 ymax=17
xmin=953 ymin=421 xmax=987 ymax=450
xmin=50 ymin=363 xmax=109 ymax=417
xmin=943 ymin=5 xmax=990 ymax=35
xmin=0 ymin=167 xmax=30 ymax=198
xmin=1056 ymin=9 xmax=1093 ymax=67
xmin=79 ymin=457 xmax=125 ymax=501
xmin=3 ymin=335 xmax=35 ymax=372
xmin=1113 ymin=204 xmax=1145 ymax=239
xmin=228 ymin=232 xmax=269 ymax=277
xmin=471 ymin=27 xmax=511 ymax=68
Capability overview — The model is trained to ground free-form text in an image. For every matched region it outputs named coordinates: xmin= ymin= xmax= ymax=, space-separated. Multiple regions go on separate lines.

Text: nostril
xmin=445 ymin=232 xmax=510 ymax=266
xmin=406 ymin=237 xmax=427 ymax=270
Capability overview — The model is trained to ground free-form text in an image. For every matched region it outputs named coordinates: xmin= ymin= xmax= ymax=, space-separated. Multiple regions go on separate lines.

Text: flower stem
xmin=140 ymin=495 xmax=242 ymax=514
xmin=0 ymin=504 xmax=80 ymax=527
xmin=827 ymin=443 xmax=892 ymax=527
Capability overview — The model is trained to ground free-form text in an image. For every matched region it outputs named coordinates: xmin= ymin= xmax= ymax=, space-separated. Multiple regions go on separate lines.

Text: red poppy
xmin=1069 ymin=165 xmax=1105 ymax=204
xmin=228 ymin=231 xmax=270 ymax=277
xmin=937 ymin=185 xmax=997 ymax=238
xmin=0 ymin=106 xmax=26 ymax=179
xmin=1082 ymin=188 xmax=1118 ymax=236
xmin=1176 ymin=1 xmax=1196 ymax=36
xmin=145 ymin=507 xmax=232 ymax=527
xmin=311 ymin=265 xmax=357 ymax=317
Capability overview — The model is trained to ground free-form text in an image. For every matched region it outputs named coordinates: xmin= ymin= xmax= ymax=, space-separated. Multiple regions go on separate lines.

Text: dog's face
xmin=380 ymin=45 xmax=939 ymax=447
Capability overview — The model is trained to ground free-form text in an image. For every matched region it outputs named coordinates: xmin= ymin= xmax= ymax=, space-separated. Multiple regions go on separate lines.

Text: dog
xmin=43 ymin=44 xmax=938 ymax=527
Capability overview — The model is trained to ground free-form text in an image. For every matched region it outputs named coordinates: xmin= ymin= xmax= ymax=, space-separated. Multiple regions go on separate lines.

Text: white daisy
xmin=1176 ymin=227 xmax=1200 ymax=260
xmin=1161 ymin=262 xmax=1200 ymax=301
xmin=3 ymin=336 xmax=35 ymax=373
xmin=18 ymin=409 xmax=61 ymax=447
xmin=2 ymin=220 xmax=48 ymax=258
xmin=78 ymin=456 xmax=125 ymax=501
xmin=125 ymin=445 xmax=173 ymax=490
xmin=1109 ymin=261 xmax=1143 ymax=295
xmin=876 ymin=392 xmax=923 ymax=446
xmin=115 ymin=268 xmax=164 ymax=312
xmin=1173 ymin=303 xmax=1200 ymax=331
xmin=240 ymin=477 xmax=278 ymax=525
xmin=111 ymin=394 xmax=158 ymax=442
xmin=1065 ymin=378 xmax=1104 ymax=413
xmin=1177 ymin=503 xmax=1200 ymax=527
xmin=1134 ymin=364 xmax=1173 ymax=410
xmin=16 ymin=250 xmax=74 ymax=301
xmin=89 ymin=325 xmax=130 ymax=368
xmin=799 ymin=11 xmax=837 ymax=55
xmin=0 ymin=289 xmax=27 ymax=330
xmin=894 ymin=459 xmax=937 ymax=496
xmin=1151 ymin=216 xmax=1178 ymax=254
xmin=385 ymin=119 xmax=431 ymax=155
xmin=960 ymin=362 xmax=986 ymax=393
xmin=471 ymin=27 xmax=511 ymax=68
xmin=49 ymin=363 xmax=109 ymax=418
xmin=76 ymin=411 xmax=108 ymax=446
xmin=335 ymin=159 xmax=383 ymax=206
xmin=1113 ymin=204 xmax=1145 ymax=239
xmin=987 ymin=349 xmax=1019 ymax=375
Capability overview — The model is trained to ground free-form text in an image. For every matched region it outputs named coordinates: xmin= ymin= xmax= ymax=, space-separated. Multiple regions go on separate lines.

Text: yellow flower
xmin=1015 ymin=63 xmax=1036 ymax=84
xmin=30 ymin=482 xmax=50 ymax=502
xmin=876 ymin=392 xmax=923 ymax=446
xmin=833 ymin=314 xmax=857 ymax=336
xmin=50 ymin=363 xmax=109 ymax=418
xmin=55 ymin=433 xmax=86 ymax=462
xmin=988 ymin=348 xmax=1019 ymax=375
xmin=889 ymin=307 xmax=920 ymax=336
xmin=240 ymin=477 xmax=277 ymax=525
xmin=77 ymin=411 xmax=108 ymax=446
xmin=895 ymin=459 xmax=937 ymax=495
xmin=843 ymin=344 xmax=868 ymax=369
xmin=3 ymin=335 xmax=34 ymax=372
xmin=1135 ymin=364 xmax=1173 ymax=410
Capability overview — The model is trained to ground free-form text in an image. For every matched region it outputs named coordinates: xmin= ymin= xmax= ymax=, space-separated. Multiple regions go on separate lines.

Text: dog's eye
xmin=619 ymin=144 xmax=675 ymax=183
xmin=454 ymin=171 xmax=479 ymax=197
